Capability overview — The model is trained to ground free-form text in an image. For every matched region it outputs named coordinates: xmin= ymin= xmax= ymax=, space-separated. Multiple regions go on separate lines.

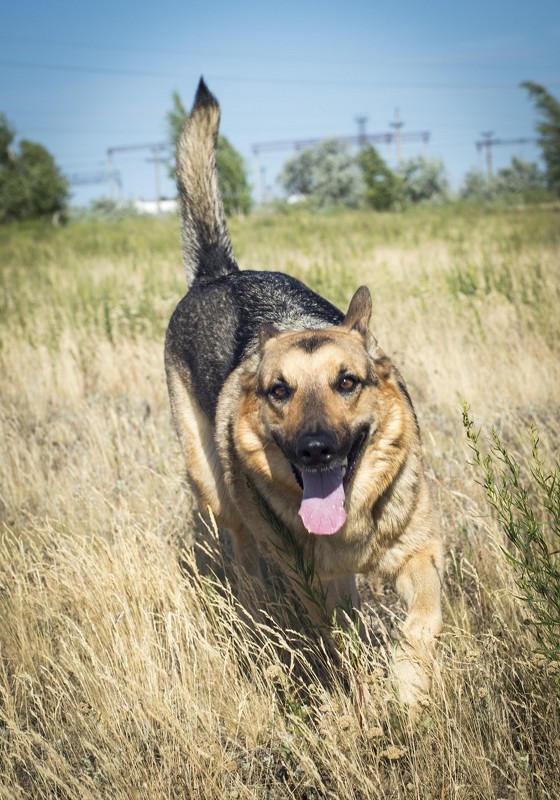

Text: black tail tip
xmin=194 ymin=77 xmax=218 ymax=110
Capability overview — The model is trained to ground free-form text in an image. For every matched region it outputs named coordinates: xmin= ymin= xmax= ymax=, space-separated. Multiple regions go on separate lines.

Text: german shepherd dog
xmin=165 ymin=79 xmax=443 ymax=712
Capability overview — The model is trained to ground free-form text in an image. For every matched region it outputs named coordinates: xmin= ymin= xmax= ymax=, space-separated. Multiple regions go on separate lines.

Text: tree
xmin=0 ymin=115 xmax=68 ymax=223
xmin=460 ymin=158 xmax=547 ymax=202
xmin=167 ymin=91 xmax=251 ymax=215
xmin=521 ymin=81 xmax=560 ymax=194
xmin=357 ymin=145 xmax=404 ymax=211
xmin=494 ymin=156 xmax=546 ymax=197
xmin=459 ymin=169 xmax=493 ymax=201
xmin=280 ymin=147 xmax=316 ymax=197
xmin=399 ymin=155 xmax=449 ymax=205
xmin=0 ymin=114 xmax=15 ymax=165
xmin=279 ymin=139 xmax=363 ymax=208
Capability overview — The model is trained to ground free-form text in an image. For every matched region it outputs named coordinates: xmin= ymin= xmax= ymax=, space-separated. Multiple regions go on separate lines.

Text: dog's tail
xmin=176 ymin=78 xmax=238 ymax=286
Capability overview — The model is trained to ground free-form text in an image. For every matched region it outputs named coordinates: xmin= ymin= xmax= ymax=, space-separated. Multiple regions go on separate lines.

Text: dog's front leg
xmin=393 ymin=544 xmax=443 ymax=713
xmin=229 ymin=524 xmax=263 ymax=581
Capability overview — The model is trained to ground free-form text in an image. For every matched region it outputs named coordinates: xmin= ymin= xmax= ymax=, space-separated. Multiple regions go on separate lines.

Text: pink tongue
xmin=298 ymin=466 xmax=346 ymax=535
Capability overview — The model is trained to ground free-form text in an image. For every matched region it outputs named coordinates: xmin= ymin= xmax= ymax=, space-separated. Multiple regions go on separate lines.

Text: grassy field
xmin=0 ymin=204 xmax=559 ymax=798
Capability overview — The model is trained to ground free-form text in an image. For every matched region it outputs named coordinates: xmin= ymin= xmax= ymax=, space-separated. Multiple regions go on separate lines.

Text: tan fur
xmin=175 ymin=88 xmax=235 ymax=285
xmin=169 ymin=315 xmax=443 ymax=715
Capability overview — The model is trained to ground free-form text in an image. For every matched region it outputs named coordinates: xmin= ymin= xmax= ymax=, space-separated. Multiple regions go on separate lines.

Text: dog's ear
xmin=258 ymin=322 xmax=281 ymax=349
xmin=342 ymin=286 xmax=372 ymax=338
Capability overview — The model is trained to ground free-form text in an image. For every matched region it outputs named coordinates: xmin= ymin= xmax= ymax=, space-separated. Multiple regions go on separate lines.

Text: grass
xmin=0 ymin=203 xmax=559 ymax=798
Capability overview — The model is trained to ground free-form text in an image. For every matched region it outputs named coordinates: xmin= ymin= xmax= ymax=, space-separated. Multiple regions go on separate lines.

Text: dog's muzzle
xmin=275 ymin=426 xmax=369 ymax=536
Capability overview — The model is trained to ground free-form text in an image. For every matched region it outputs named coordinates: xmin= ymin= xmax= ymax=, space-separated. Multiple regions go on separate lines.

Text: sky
xmin=2 ymin=0 xmax=559 ymax=207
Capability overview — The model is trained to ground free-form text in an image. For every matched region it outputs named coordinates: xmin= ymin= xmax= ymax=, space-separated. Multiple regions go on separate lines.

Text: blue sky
xmin=2 ymin=0 xmax=559 ymax=206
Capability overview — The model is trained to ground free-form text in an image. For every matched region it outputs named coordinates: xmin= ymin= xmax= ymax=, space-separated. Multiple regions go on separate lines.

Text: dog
xmin=165 ymin=78 xmax=443 ymax=712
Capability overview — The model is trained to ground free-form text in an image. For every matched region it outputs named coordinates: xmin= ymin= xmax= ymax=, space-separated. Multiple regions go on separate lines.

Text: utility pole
xmin=260 ymin=165 xmax=267 ymax=205
xmin=107 ymin=141 xmax=168 ymax=206
xmin=108 ymin=151 xmax=115 ymax=199
xmin=479 ymin=131 xmax=494 ymax=181
xmin=253 ymin=149 xmax=260 ymax=205
xmin=146 ymin=145 xmax=163 ymax=213
xmin=390 ymin=109 xmax=404 ymax=167
xmin=355 ymin=116 xmax=368 ymax=148
xmin=475 ymin=135 xmax=538 ymax=182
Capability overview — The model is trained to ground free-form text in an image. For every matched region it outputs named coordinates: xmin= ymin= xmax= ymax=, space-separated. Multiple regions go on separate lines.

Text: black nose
xmin=295 ymin=432 xmax=337 ymax=468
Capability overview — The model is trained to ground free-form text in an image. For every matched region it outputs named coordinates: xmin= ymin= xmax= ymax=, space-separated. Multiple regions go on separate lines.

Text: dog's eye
xmin=337 ymin=375 xmax=359 ymax=393
xmin=269 ymin=383 xmax=291 ymax=401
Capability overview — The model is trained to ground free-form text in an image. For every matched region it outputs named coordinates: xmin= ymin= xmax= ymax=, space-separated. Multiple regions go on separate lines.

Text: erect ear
xmin=258 ymin=322 xmax=281 ymax=350
xmin=342 ymin=286 xmax=372 ymax=339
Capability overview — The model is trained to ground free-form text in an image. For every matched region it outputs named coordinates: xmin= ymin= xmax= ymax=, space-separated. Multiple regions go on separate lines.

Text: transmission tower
xmin=67 ymin=170 xmax=122 ymax=188
xmin=355 ymin=116 xmax=368 ymax=148
xmin=475 ymin=134 xmax=538 ymax=181
xmin=389 ymin=109 xmax=404 ymax=166
xmin=252 ymin=129 xmax=429 ymax=157
xmin=107 ymin=141 xmax=169 ymax=200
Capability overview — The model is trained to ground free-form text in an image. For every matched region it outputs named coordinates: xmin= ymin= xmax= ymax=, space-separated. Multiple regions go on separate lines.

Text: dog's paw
xmin=393 ymin=644 xmax=433 ymax=724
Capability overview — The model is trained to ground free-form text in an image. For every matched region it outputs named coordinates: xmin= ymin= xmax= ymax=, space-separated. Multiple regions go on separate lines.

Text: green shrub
xmin=0 ymin=115 xmax=68 ymax=223
xmin=463 ymin=405 xmax=560 ymax=659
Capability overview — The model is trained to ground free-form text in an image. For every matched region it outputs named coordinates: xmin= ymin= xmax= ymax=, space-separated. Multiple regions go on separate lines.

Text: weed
xmin=463 ymin=404 xmax=560 ymax=659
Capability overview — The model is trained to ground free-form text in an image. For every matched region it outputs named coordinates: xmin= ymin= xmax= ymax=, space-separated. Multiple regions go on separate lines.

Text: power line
xmin=67 ymin=170 xmax=121 ymax=189
xmin=1 ymin=35 xmax=558 ymax=71
xmin=107 ymin=142 xmax=169 ymax=200
xmin=475 ymin=134 xmax=539 ymax=180
xmin=252 ymin=129 xmax=429 ymax=156
xmin=107 ymin=143 xmax=169 ymax=155
xmin=0 ymin=58 xmax=172 ymax=77
xmin=0 ymin=58 xmax=551 ymax=90
xmin=208 ymin=75 xmax=540 ymax=91
xmin=389 ymin=109 xmax=404 ymax=165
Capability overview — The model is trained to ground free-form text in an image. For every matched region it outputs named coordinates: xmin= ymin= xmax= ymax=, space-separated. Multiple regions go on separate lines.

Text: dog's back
xmin=166 ymin=78 xmax=344 ymax=419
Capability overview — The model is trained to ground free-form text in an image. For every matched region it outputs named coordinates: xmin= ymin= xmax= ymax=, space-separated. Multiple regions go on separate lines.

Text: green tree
xmin=521 ymin=81 xmax=560 ymax=194
xmin=167 ymin=91 xmax=251 ymax=215
xmin=279 ymin=139 xmax=363 ymax=208
xmin=357 ymin=145 xmax=404 ymax=211
xmin=399 ymin=155 xmax=449 ymax=205
xmin=494 ymin=156 xmax=546 ymax=197
xmin=0 ymin=114 xmax=15 ymax=165
xmin=280 ymin=147 xmax=316 ymax=196
xmin=460 ymin=158 xmax=547 ymax=203
xmin=0 ymin=115 xmax=68 ymax=223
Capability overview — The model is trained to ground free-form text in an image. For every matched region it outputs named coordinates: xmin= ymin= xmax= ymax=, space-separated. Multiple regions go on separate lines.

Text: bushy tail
xmin=176 ymin=78 xmax=238 ymax=286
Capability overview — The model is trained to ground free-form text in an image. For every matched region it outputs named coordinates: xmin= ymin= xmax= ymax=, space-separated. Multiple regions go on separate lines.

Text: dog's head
xmin=236 ymin=286 xmax=407 ymax=536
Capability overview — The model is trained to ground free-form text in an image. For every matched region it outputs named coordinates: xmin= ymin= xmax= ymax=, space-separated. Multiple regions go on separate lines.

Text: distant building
xmin=132 ymin=198 xmax=178 ymax=215
xmin=286 ymin=193 xmax=307 ymax=205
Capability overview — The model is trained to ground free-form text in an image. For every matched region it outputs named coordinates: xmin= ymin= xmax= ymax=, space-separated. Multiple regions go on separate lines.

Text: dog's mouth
xmin=289 ymin=427 xmax=368 ymax=536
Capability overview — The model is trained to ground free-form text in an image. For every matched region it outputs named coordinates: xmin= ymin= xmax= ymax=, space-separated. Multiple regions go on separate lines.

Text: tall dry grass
xmin=0 ymin=205 xmax=559 ymax=798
